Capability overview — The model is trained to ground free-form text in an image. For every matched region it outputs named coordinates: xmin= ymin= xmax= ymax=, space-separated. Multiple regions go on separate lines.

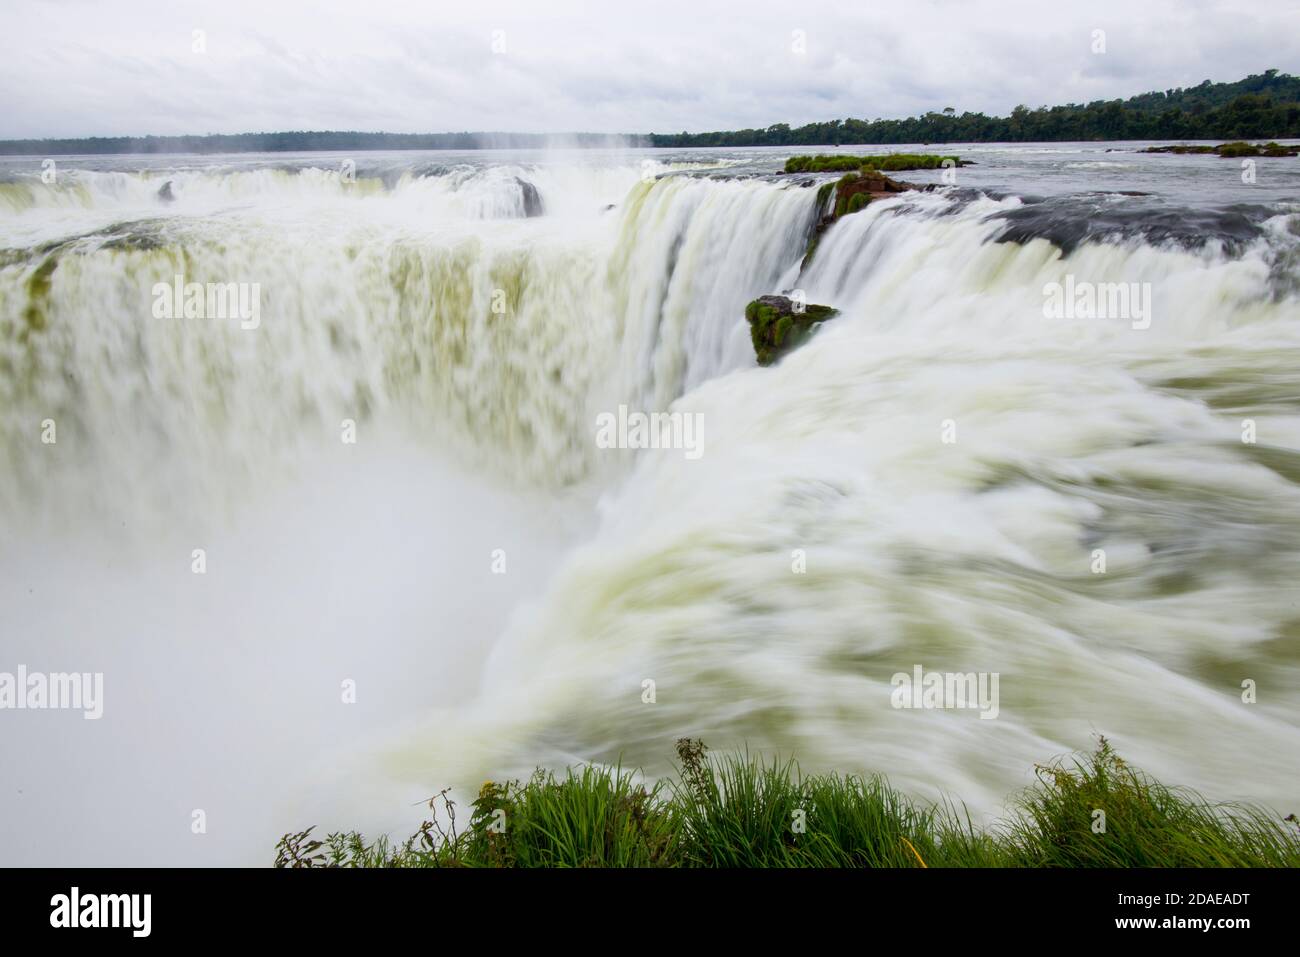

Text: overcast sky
xmin=2 ymin=0 xmax=1297 ymax=138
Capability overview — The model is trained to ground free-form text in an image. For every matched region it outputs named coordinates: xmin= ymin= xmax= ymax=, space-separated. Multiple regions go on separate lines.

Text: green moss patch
xmin=744 ymin=294 xmax=838 ymax=365
xmin=1143 ymin=141 xmax=1298 ymax=157
xmin=785 ymin=152 xmax=967 ymax=174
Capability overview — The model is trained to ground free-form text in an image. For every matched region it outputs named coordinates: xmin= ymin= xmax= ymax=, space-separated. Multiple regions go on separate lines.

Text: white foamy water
xmin=1 ymin=147 xmax=1298 ymax=863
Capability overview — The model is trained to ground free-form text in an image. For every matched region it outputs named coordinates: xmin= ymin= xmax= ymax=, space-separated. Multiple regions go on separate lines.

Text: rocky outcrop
xmin=830 ymin=169 xmax=913 ymax=210
xmin=801 ymin=170 xmax=920 ymax=267
xmin=1142 ymin=141 xmax=1298 ymax=157
xmin=515 ymin=177 xmax=544 ymax=216
xmin=784 ymin=153 xmax=970 ymax=174
xmin=745 ymin=295 xmax=838 ymax=366
xmin=741 ymin=157 xmax=950 ymax=365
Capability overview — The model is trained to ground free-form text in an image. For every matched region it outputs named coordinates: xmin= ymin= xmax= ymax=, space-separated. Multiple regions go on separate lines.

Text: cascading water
xmin=2 ymin=148 xmax=1298 ymax=863
xmin=0 ymin=160 xmax=813 ymax=508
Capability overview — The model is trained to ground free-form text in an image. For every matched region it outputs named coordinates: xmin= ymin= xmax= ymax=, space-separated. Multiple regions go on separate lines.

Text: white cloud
xmin=1 ymin=0 xmax=1297 ymax=137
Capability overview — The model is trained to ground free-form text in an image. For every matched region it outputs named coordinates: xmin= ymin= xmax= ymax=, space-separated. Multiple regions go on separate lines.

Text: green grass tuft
xmin=1005 ymin=737 xmax=1300 ymax=867
xmin=275 ymin=737 xmax=1300 ymax=868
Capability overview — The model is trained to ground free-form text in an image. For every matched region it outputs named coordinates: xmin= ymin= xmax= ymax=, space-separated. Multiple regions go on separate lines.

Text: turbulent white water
xmin=2 ymin=149 xmax=1299 ymax=863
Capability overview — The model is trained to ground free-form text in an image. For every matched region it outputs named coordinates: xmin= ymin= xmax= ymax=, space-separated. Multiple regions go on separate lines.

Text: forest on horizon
xmin=1 ymin=69 xmax=1296 ymax=155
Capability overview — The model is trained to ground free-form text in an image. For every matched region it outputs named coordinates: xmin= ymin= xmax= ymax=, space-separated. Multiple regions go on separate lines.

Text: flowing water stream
xmin=2 ymin=143 xmax=1298 ymax=863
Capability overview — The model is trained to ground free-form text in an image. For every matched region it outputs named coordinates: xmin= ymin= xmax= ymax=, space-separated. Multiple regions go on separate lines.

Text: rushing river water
xmin=1 ymin=142 xmax=1298 ymax=864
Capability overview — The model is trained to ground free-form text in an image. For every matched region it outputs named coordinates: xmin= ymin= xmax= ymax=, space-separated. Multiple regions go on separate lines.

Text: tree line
xmin=649 ymin=70 xmax=1300 ymax=146
xmin=1 ymin=70 xmax=1297 ymax=155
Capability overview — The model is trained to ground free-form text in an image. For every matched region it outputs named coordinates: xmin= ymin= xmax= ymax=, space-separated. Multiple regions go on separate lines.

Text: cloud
xmin=1 ymin=0 xmax=1297 ymax=137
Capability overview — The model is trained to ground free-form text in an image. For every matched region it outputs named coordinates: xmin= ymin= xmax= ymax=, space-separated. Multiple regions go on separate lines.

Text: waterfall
xmin=3 ymin=156 xmax=1298 ymax=862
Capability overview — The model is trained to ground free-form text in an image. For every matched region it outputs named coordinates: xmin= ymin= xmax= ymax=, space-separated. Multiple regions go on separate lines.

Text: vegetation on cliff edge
xmin=274 ymin=738 xmax=1300 ymax=868
xmin=784 ymin=152 xmax=965 ymax=173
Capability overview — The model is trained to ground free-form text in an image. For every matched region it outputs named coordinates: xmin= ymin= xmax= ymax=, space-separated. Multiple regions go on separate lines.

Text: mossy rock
xmin=826 ymin=169 xmax=911 ymax=219
xmin=1216 ymin=141 xmax=1256 ymax=157
xmin=1141 ymin=144 xmax=1218 ymax=154
xmin=1143 ymin=141 xmax=1298 ymax=158
xmin=22 ymin=254 xmax=59 ymax=332
xmin=845 ymin=192 xmax=871 ymax=214
xmin=744 ymin=295 xmax=838 ymax=365
xmin=1258 ymin=141 xmax=1296 ymax=157
xmin=801 ymin=170 xmax=918 ymax=268
xmin=1212 ymin=141 xmax=1298 ymax=157
xmin=785 ymin=153 xmax=966 ymax=174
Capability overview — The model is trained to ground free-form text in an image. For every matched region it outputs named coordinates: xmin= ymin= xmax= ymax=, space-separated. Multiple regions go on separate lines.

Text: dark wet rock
xmin=1142 ymin=141 xmax=1298 ymax=157
xmin=745 ymin=294 xmax=838 ymax=366
xmin=22 ymin=254 xmax=58 ymax=332
xmin=157 ymin=180 xmax=175 ymax=203
xmin=989 ymin=195 xmax=1269 ymax=254
xmin=515 ymin=177 xmax=544 ymax=216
